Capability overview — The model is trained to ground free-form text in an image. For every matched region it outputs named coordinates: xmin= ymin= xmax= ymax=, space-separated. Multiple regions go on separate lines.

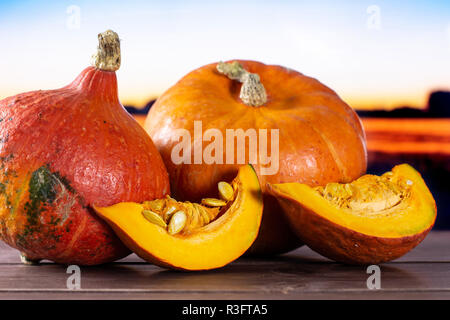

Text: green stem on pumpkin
xmin=217 ymin=61 xmax=267 ymax=107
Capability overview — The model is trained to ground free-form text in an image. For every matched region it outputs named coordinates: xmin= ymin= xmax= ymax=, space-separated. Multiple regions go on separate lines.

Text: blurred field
xmin=362 ymin=118 xmax=450 ymax=155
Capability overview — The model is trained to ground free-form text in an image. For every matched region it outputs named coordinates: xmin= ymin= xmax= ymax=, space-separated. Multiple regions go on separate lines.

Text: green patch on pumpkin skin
xmin=16 ymin=165 xmax=76 ymax=248
xmin=18 ymin=166 xmax=58 ymax=244
xmin=25 ymin=166 xmax=58 ymax=226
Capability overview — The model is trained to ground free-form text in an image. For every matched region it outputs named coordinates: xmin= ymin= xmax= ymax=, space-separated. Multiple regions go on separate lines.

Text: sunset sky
xmin=0 ymin=0 xmax=449 ymax=110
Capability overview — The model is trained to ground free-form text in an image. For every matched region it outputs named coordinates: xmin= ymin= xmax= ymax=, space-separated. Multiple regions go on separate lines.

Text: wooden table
xmin=0 ymin=231 xmax=448 ymax=300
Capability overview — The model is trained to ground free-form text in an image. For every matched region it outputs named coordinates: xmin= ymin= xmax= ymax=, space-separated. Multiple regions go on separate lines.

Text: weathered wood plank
xmin=0 ymin=256 xmax=449 ymax=296
xmin=1 ymin=260 xmax=450 ymax=291
xmin=0 ymin=260 xmax=449 ymax=299
xmin=0 ymin=231 xmax=448 ymax=299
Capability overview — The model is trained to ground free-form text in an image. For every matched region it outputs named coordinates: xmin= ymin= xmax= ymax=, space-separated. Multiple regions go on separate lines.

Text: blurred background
xmin=0 ymin=0 xmax=449 ymax=227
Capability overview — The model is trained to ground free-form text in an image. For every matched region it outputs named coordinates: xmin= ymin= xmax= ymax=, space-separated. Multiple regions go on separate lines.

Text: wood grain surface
xmin=0 ymin=231 xmax=449 ymax=299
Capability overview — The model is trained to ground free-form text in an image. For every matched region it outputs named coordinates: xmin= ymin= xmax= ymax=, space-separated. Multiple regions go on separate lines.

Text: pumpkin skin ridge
xmin=145 ymin=60 xmax=367 ymax=255
xmin=282 ymin=108 xmax=367 ymax=183
xmin=279 ymin=112 xmax=348 ymax=182
xmin=283 ymin=101 xmax=366 ymax=150
xmin=254 ymin=111 xmax=344 ymax=186
xmin=302 ymin=91 xmax=366 ymax=138
xmin=0 ymin=65 xmax=170 ymax=265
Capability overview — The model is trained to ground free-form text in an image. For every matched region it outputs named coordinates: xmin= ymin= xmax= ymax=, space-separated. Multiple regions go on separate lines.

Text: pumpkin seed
xmin=142 ymin=210 xmax=167 ymax=228
xmin=168 ymin=210 xmax=187 ymax=235
xmin=163 ymin=204 xmax=178 ymax=222
xmin=201 ymin=198 xmax=227 ymax=207
xmin=194 ymin=203 xmax=210 ymax=224
xmin=218 ymin=181 xmax=234 ymax=201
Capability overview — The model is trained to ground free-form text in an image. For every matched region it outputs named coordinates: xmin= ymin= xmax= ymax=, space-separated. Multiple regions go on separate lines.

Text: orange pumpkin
xmin=145 ymin=60 xmax=367 ymax=255
xmin=0 ymin=30 xmax=170 ymax=265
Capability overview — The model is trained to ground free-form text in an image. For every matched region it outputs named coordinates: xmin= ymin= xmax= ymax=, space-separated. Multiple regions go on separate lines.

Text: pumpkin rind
xmin=144 ymin=60 xmax=367 ymax=255
xmin=267 ymin=164 xmax=437 ymax=264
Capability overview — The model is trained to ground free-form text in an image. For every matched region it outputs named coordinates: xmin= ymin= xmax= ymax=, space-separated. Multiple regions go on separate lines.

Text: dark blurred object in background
xmin=125 ymin=99 xmax=155 ymax=115
xmin=357 ymin=90 xmax=450 ymax=118
xmin=428 ymin=91 xmax=450 ymax=118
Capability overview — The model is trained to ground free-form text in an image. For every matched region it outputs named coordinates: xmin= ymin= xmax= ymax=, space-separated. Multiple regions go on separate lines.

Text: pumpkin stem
xmin=92 ymin=30 xmax=121 ymax=72
xmin=217 ymin=61 xmax=267 ymax=107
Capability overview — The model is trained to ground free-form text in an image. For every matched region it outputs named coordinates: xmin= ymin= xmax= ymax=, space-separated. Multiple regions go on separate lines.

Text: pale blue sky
xmin=0 ymin=0 xmax=449 ymax=109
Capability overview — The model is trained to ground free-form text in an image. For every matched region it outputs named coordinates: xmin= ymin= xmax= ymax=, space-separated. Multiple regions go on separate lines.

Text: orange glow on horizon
xmin=119 ymin=91 xmax=433 ymax=111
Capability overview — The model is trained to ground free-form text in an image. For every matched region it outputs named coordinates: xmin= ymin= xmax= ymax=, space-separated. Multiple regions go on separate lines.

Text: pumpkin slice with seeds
xmin=267 ymin=164 xmax=437 ymax=265
xmin=94 ymin=164 xmax=263 ymax=271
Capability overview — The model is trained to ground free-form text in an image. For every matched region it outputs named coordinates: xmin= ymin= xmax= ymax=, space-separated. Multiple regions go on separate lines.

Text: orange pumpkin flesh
xmin=94 ymin=164 xmax=263 ymax=271
xmin=267 ymin=164 xmax=437 ymax=264
xmin=0 ymin=30 xmax=170 ymax=265
xmin=144 ymin=60 xmax=367 ymax=255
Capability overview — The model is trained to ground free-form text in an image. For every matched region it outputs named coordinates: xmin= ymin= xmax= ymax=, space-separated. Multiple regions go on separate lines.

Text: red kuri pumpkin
xmin=145 ymin=60 xmax=367 ymax=255
xmin=0 ymin=30 xmax=170 ymax=265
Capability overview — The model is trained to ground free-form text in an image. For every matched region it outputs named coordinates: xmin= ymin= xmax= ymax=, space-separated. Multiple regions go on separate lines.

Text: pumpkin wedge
xmin=267 ymin=164 xmax=437 ymax=264
xmin=94 ymin=165 xmax=263 ymax=271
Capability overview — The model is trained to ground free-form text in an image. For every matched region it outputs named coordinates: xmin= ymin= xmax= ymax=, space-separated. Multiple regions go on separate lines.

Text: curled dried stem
xmin=217 ymin=61 xmax=267 ymax=107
